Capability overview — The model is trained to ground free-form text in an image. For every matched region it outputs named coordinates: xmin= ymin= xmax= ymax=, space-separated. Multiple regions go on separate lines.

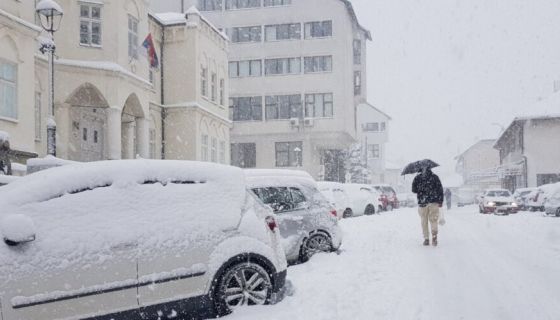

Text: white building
xmin=356 ymin=102 xmax=391 ymax=183
xmin=455 ymin=139 xmax=501 ymax=190
xmin=151 ymin=0 xmax=373 ymax=182
xmin=494 ymin=115 xmax=560 ymax=190
xmin=0 ymin=1 xmax=230 ymax=167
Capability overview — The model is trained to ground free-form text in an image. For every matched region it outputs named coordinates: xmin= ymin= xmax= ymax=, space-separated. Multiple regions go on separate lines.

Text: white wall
xmin=524 ymin=119 xmax=560 ymax=187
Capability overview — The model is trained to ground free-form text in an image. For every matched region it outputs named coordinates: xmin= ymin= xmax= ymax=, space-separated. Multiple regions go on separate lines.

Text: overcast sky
xmin=351 ymin=0 xmax=560 ymax=176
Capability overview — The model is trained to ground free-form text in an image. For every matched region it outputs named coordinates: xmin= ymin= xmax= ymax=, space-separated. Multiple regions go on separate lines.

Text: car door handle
xmin=110 ymin=242 xmax=138 ymax=251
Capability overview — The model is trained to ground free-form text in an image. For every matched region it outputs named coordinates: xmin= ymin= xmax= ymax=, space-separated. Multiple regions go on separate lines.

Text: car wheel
xmin=556 ymin=209 xmax=560 ymax=217
xmin=479 ymin=205 xmax=483 ymax=214
xmin=299 ymin=232 xmax=333 ymax=263
xmin=365 ymin=204 xmax=375 ymax=215
xmin=214 ymin=262 xmax=272 ymax=315
xmin=343 ymin=208 xmax=353 ymax=218
xmin=378 ymin=205 xmax=384 ymax=212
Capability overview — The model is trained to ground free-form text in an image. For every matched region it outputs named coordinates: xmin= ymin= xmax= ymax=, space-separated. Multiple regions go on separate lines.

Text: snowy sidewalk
xmin=225 ymin=206 xmax=560 ymax=320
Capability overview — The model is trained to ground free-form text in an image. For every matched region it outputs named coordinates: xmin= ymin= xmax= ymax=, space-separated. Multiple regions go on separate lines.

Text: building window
xmin=229 ymin=60 xmax=262 ymax=77
xmin=198 ymin=0 xmax=223 ymax=11
xmin=265 ymin=23 xmax=301 ymax=41
xmin=149 ymin=128 xmax=156 ymax=159
xmin=201 ymin=134 xmax=209 ymax=161
xmin=80 ymin=4 xmax=102 ymax=46
xmin=211 ymin=137 xmax=218 ymax=162
xmin=229 ymin=96 xmax=262 ymax=121
xmin=265 ymin=94 xmax=301 ymax=120
xmin=275 ymin=141 xmax=302 ymax=167
xmin=263 ymin=0 xmax=291 ymax=6
xmin=353 ymin=39 xmax=362 ymax=65
xmin=363 ymin=122 xmax=380 ymax=132
xmin=128 ymin=15 xmax=139 ymax=59
xmin=0 ymin=62 xmax=17 ymax=119
xmin=304 ymin=56 xmax=332 ymax=73
xmin=219 ymin=141 xmax=226 ymax=163
xmin=219 ymin=79 xmax=225 ymax=105
xmin=305 ymin=93 xmax=333 ymax=118
xmin=368 ymin=144 xmax=380 ymax=159
xmin=264 ymin=57 xmax=301 ymax=75
xmin=211 ymin=72 xmax=217 ymax=101
xmin=34 ymin=92 xmax=41 ymax=141
xmin=226 ymin=0 xmax=260 ymax=9
xmin=201 ymin=66 xmax=208 ymax=97
xmin=304 ymin=21 xmax=332 ymax=39
xmin=354 ymin=71 xmax=361 ymax=95
xmin=228 ymin=26 xmax=262 ymax=43
xmin=231 ymin=143 xmax=256 ymax=168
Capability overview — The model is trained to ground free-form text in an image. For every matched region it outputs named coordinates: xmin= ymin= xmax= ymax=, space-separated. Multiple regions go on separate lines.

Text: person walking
xmin=412 ymin=167 xmax=443 ymax=246
xmin=445 ymin=188 xmax=452 ymax=210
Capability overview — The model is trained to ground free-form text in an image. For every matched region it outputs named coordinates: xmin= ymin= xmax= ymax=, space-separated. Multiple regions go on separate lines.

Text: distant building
xmin=455 ymin=139 xmax=500 ymax=190
xmin=494 ymin=115 xmax=560 ymax=190
xmin=151 ymin=0 xmax=373 ymax=182
xmin=0 ymin=1 xmax=230 ymax=166
xmin=356 ymin=102 xmax=391 ymax=183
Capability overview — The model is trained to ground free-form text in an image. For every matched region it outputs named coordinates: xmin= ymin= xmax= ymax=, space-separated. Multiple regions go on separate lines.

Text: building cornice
xmin=164 ymin=102 xmax=232 ymax=126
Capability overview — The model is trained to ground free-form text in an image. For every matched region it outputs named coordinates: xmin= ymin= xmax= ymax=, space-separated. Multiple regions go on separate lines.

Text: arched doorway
xmin=121 ymin=94 xmax=144 ymax=159
xmin=66 ymin=83 xmax=109 ymax=162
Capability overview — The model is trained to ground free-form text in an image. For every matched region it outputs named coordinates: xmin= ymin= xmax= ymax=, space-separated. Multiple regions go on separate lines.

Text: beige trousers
xmin=418 ymin=203 xmax=440 ymax=239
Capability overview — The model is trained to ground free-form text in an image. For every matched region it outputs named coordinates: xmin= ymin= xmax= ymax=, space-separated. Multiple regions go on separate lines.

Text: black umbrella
xmin=401 ymin=159 xmax=439 ymax=175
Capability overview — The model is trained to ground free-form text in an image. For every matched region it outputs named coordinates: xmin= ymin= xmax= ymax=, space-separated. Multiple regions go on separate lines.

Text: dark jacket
xmin=412 ymin=170 xmax=443 ymax=206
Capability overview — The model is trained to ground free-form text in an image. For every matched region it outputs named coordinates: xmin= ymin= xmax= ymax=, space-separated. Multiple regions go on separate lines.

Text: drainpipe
xmin=160 ymin=25 xmax=166 ymax=159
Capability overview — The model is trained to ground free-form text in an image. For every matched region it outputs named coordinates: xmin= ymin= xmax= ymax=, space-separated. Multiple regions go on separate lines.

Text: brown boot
xmin=423 ymin=239 xmax=430 ymax=246
xmin=432 ymin=233 xmax=438 ymax=246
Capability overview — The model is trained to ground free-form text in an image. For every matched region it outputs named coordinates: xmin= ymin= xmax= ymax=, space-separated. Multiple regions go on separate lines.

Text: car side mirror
xmin=1 ymin=214 xmax=36 ymax=247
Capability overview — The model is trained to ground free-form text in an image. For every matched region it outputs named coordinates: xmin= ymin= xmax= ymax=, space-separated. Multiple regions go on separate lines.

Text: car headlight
xmin=511 ymin=202 xmax=518 ymax=207
xmin=487 ymin=201 xmax=496 ymax=207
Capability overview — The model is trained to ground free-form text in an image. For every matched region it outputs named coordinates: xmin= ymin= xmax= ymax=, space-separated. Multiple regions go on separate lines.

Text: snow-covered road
xmin=225 ymin=206 xmax=560 ymax=320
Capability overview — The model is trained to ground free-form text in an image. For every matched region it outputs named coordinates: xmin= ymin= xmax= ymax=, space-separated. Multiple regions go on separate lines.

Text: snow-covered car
xmin=245 ymin=169 xmax=342 ymax=264
xmin=371 ymin=184 xmax=399 ymax=211
xmin=526 ymin=183 xmax=560 ymax=212
xmin=397 ymin=192 xmax=417 ymax=208
xmin=478 ymin=189 xmax=519 ymax=215
xmin=456 ymin=187 xmax=478 ymax=207
xmin=544 ymin=188 xmax=560 ymax=217
xmin=317 ymin=181 xmax=351 ymax=219
xmin=512 ymin=187 xmax=536 ymax=211
xmin=0 ymin=160 xmax=287 ymax=320
xmin=343 ymin=184 xmax=382 ymax=216
xmin=0 ymin=174 xmax=19 ymax=186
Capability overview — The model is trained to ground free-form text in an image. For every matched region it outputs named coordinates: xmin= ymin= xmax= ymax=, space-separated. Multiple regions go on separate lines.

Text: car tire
xmin=556 ymin=209 xmax=560 ymax=217
xmin=343 ymin=208 xmax=353 ymax=218
xmin=299 ymin=232 xmax=333 ymax=263
xmin=365 ymin=204 xmax=375 ymax=215
xmin=213 ymin=262 xmax=272 ymax=316
xmin=479 ymin=206 xmax=483 ymax=214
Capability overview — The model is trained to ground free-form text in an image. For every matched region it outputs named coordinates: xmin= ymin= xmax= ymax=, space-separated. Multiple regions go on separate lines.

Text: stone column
xmin=121 ymin=120 xmax=136 ymax=159
xmin=107 ymin=107 xmax=122 ymax=160
xmin=136 ymin=117 xmax=150 ymax=159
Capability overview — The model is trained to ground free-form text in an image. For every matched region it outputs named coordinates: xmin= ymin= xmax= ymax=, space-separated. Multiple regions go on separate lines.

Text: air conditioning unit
xmin=304 ymin=118 xmax=314 ymax=127
xmin=290 ymin=118 xmax=299 ymax=127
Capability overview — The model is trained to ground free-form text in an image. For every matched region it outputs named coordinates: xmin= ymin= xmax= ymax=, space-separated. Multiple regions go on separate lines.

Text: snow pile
xmin=26 ymin=155 xmax=76 ymax=174
xmin=0 ymin=160 xmax=247 ymax=283
xmin=0 ymin=214 xmax=36 ymax=243
xmin=153 ymin=12 xmax=186 ymax=25
xmin=0 ymin=175 xmax=19 ymax=185
xmin=245 ymin=169 xmax=317 ymax=189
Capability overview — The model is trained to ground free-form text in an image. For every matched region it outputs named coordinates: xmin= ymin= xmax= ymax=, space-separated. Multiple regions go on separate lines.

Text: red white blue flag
xmin=142 ymin=34 xmax=159 ymax=69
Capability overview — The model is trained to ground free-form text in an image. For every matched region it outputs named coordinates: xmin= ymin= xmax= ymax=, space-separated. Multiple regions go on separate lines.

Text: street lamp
xmin=36 ymin=0 xmax=64 ymax=156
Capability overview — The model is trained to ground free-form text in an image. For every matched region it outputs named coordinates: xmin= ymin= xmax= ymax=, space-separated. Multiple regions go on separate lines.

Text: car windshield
xmin=486 ymin=191 xmax=511 ymax=197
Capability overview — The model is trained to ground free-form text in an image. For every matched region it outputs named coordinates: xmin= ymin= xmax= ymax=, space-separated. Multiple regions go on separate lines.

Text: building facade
xmin=152 ymin=0 xmax=372 ymax=181
xmin=0 ymin=0 xmax=230 ymax=168
xmin=356 ymin=102 xmax=390 ymax=183
xmin=494 ymin=115 xmax=560 ymax=190
xmin=455 ymin=139 xmax=501 ymax=190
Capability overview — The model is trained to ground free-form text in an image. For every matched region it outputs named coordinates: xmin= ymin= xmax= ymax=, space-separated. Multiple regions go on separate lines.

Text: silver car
xmin=245 ymin=170 xmax=342 ymax=264
xmin=544 ymin=189 xmax=560 ymax=217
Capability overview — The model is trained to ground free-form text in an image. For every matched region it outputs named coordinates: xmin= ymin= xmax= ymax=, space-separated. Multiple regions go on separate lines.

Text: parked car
xmin=245 ymin=169 xmax=342 ymax=264
xmin=478 ymin=189 xmax=519 ymax=215
xmin=544 ymin=188 xmax=560 ymax=217
xmin=0 ymin=174 xmax=19 ymax=187
xmin=397 ymin=192 xmax=417 ymax=208
xmin=317 ymin=181 xmax=351 ymax=219
xmin=526 ymin=183 xmax=560 ymax=212
xmin=512 ymin=187 xmax=536 ymax=211
xmin=343 ymin=184 xmax=382 ymax=216
xmin=371 ymin=184 xmax=399 ymax=211
xmin=0 ymin=160 xmax=288 ymax=320
xmin=456 ymin=187 xmax=478 ymax=207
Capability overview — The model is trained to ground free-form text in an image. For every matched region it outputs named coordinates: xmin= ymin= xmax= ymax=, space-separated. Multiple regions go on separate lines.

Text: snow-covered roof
xmin=358 ymin=102 xmax=392 ymax=120
xmin=150 ymin=7 xmax=228 ymax=41
xmin=339 ymin=0 xmax=372 ymax=40
xmin=317 ymin=181 xmax=344 ymax=190
xmin=455 ymin=139 xmax=496 ymax=160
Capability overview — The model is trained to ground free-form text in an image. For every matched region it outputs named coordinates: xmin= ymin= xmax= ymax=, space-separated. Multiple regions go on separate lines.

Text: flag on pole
xmin=142 ymin=34 xmax=159 ymax=69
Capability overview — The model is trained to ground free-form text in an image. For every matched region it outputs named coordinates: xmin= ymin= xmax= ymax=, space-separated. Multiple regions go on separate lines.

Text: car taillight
xmin=265 ymin=216 xmax=277 ymax=231
xmin=330 ymin=209 xmax=337 ymax=218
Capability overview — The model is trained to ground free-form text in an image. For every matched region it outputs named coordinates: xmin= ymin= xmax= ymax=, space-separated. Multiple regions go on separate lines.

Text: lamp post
xmin=36 ymin=0 xmax=63 ymax=156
